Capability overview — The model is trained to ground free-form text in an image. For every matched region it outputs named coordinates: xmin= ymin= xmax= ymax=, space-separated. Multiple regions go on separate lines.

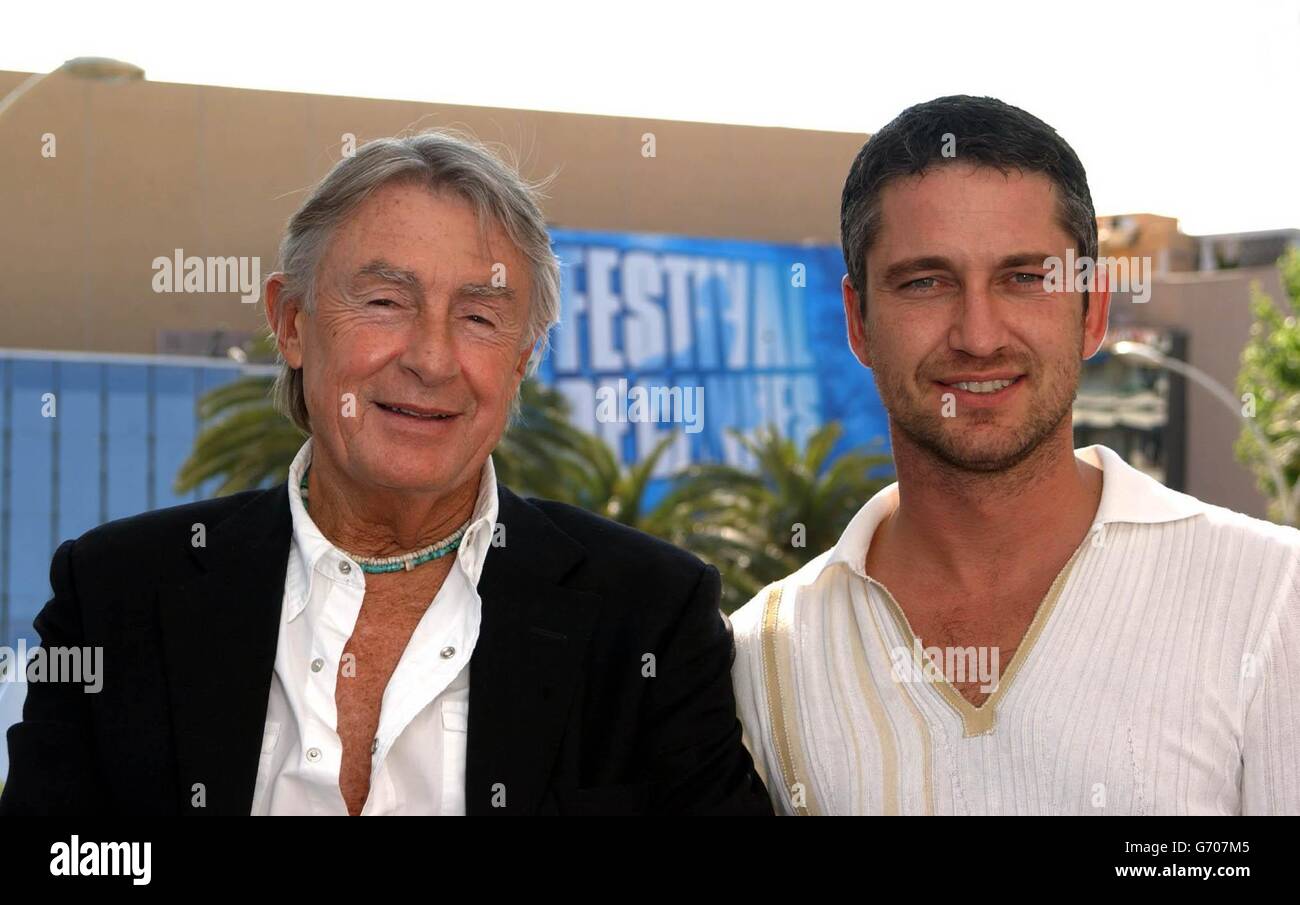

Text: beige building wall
xmin=1099 ymin=213 xmax=1199 ymax=273
xmin=0 ymin=69 xmax=867 ymax=354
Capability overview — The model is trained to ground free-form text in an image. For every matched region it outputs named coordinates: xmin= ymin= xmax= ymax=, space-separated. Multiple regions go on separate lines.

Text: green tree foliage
xmin=651 ymin=424 xmax=894 ymax=611
xmin=1235 ymin=248 xmax=1300 ymax=526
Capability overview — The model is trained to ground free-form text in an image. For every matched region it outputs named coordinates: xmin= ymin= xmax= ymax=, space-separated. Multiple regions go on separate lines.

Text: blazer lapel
xmin=465 ymin=487 xmax=602 ymax=815
xmin=154 ymin=480 xmax=599 ymax=815
xmin=157 ymin=483 xmax=291 ymax=815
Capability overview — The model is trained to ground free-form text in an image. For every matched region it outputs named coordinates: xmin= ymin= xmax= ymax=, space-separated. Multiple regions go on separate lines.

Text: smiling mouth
xmin=937 ymin=376 xmax=1024 ymax=395
xmin=376 ymin=402 xmax=458 ymax=420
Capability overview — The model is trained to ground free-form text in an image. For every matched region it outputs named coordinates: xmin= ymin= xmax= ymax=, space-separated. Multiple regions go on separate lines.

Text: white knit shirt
xmin=731 ymin=445 xmax=1300 ymax=815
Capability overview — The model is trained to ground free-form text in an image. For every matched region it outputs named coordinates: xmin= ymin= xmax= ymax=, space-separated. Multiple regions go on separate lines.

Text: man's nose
xmin=398 ymin=312 xmax=461 ymax=384
xmin=948 ymin=285 xmax=1011 ymax=359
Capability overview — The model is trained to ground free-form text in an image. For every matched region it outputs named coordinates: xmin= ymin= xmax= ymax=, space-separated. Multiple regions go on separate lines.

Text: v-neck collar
xmin=776 ymin=444 xmax=1209 ymax=737
xmin=866 ymin=539 xmax=1087 ymax=736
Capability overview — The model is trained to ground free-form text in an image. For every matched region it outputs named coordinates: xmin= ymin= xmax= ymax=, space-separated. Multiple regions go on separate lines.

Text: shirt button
xmin=306 ymin=747 xmax=322 ymax=762
xmin=338 ymin=561 xmax=352 ymax=575
xmin=440 ymin=646 xmax=456 ymax=659
xmin=310 ymin=658 xmax=324 ymax=673
xmin=371 ymin=737 xmax=379 ymax=755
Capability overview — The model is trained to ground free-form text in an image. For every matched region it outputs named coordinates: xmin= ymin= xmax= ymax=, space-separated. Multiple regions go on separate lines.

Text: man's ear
xmin=512 ymin=341 xmax=534 ymax=386
xmin=1081 ymin=261 xmax=1113 ymax=359
xmin=265 ymin=272 xmax=305 ymax=369
xmin=842 ymin=274 xmax=872 ymax=368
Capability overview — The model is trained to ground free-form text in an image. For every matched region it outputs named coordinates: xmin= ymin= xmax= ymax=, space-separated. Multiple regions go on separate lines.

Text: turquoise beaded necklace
xmin=299 ymin=465 xmax=469 ymax=574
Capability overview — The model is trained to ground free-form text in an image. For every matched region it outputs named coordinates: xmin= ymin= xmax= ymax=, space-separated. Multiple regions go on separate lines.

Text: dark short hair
xmin=840 ymin=95 xmax=1098 ymax=316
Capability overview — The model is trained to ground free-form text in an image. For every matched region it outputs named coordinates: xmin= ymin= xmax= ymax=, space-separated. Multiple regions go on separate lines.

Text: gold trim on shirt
xmin=861 ymin=593 xmax=935 ymax=814
xmin=761 ymin=584 xmax=821 ymax=815
xmin=868 ymin=540 xmax=1088 ymax=737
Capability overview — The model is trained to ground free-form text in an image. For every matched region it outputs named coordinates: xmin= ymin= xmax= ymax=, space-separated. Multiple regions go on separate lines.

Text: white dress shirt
xmin=732 ymin=445 xmax=1300 ymax=815
xmin=251 ymin=438 xmax=498 ymax=815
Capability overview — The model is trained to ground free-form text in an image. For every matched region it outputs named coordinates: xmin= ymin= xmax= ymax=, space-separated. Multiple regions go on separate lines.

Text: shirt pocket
xmin=250 ymin=721 xmax=281 ymax=815
xmin=440 ymin=701 xmax=469 ymax=814
xmin=442 ymin=701 xmax=469 ymax=734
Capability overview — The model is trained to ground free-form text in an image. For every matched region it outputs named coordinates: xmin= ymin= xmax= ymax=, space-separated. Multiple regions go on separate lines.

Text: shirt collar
xmin=285 ymin=437 xmax=499 ymax=622
xmin=1077 ymin=444 xmax=1207 ymax=526
xmin=805 ymin=443 xmax=1208 ymax=587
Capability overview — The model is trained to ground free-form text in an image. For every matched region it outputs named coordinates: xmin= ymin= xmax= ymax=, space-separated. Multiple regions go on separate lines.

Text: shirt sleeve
xmin=1242 ymin=548 xmax=1300 ymax=815
xmin=730 ymin=586 xmax=792 ymax=815
xmin=0 ymin=538 xmax=110 ymax=815
xmin=645 ymin=563 xmax=774 ymax=816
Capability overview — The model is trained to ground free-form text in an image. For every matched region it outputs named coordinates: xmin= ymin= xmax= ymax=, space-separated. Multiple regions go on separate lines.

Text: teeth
xmin=951 ymin=379 xmax=1014 ymax=394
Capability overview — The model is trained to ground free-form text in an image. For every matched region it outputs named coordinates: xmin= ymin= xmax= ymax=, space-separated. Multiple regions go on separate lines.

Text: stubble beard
xmin=875 ymin=353 xmax=1080 ymax=478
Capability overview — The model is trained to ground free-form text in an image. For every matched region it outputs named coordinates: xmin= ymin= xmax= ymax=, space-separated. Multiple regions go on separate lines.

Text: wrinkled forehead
xmin=321 ymin=181 xmax=528 ymax=288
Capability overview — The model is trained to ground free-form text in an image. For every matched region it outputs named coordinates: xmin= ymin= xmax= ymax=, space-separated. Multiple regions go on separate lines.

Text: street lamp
xmin=1111 ymin=340 xmax=1296 ymax=526
xmin=0 ymin=57 xmax=144 ymax=121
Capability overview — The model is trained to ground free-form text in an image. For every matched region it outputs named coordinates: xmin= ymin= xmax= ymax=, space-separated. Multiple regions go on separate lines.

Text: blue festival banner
xmin=539 ymin=228 xmax=890 ymax=477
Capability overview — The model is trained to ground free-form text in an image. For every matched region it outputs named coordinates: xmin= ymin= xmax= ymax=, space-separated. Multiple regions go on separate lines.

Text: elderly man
xmin=1 ymin=131 xmax=771 ymax=816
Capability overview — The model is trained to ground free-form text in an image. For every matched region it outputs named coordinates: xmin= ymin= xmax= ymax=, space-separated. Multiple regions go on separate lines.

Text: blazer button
xmin=338 ymin=561 xmax=352 ymax=574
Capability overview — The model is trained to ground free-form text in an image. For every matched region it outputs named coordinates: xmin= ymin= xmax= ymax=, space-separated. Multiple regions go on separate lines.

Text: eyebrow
xmin=350 ymin=260 xmax=516 ymax=302
xmin=456 ymin=282 xmax=516 ymax=301
xmin=352 ymin=259 xmax=423 ymax=294
xmin=995 ymin=252 xmax=1059 ymax=270
xmin=878 ymin=256 xmax=954 ymax=285
xmin=878 ymin=252 xmax=1059 ymax=285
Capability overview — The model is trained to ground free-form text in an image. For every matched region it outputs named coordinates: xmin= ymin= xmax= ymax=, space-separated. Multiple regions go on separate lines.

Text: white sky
xmin=5 ymin=0 xmax=1299 ymax=235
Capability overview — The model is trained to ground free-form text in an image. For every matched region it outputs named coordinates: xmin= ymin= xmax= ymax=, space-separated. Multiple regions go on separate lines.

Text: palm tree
xmin=654 ymin=423 xmax=894 ymax=611
xmin=546 ymin=421 xmax=895 ymax=612
xmin=173 ymin=333 xmax=298 ymax=496
xmin=173 ymin=371 xmax=305 ymax=496
xmin=489 ymin=380 xmax=605 ymax=501
xmin=524 ymin=428 xmax=788 ymax=609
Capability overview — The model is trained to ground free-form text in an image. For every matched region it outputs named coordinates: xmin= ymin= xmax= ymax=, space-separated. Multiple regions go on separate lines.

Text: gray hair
xmin=267 ymin=129 xmax=560 ymax=433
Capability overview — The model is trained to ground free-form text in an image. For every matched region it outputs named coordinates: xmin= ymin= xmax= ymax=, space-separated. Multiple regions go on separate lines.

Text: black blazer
xmin=0 ymin=481 xmax=772 ymax=816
